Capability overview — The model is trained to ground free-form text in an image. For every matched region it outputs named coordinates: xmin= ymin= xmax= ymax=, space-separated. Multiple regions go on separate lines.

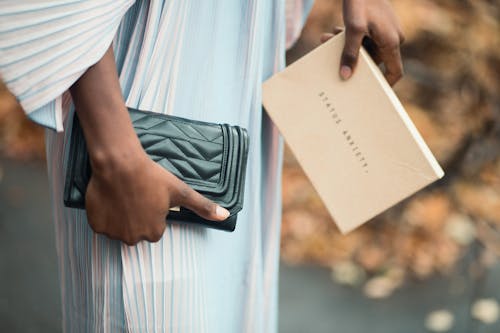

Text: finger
xmin=340 ymin=22 xmax=366 ymax=80
xmin=171 ymin=180 xmax=230 ymax=221
xmin=145 ymin=227 xmax=164 ymax=243
xmin=122 ymin=237 xmax=140 ymax=246
xmin=372 ymin=29 xmax=404 ymax=85
xmin=108 ymin=232 xmax=140 ymax=246
xmin=362 ymin=36 xmax=382 ymax=65
xmin=320 ymin=33 xmax=334 ymax=43
xmin=125 ymin=222 xmax=164 ymax=245
xmin=150 ymin=223 xmax=166 ymax=242
xmin=382 ymin=47 xmax=403 ymax=86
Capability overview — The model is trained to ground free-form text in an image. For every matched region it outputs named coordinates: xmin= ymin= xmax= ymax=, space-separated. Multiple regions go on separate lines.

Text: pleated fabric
xmin=1 ymin=0 xmax=314 ymax=332
xmin=0 ymin=0 xmax=136 ymax=130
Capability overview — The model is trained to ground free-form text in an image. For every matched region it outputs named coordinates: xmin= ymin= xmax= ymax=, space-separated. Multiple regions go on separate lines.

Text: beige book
xmin=262 ymin=32 xmax=444 ymax=233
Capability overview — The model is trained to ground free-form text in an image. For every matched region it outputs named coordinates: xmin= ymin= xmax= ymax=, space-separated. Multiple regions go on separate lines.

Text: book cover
xmin=262 ymin=32 xmax=445 ymax=233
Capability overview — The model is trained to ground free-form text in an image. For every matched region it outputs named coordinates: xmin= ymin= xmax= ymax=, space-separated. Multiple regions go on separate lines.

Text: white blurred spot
xmin=425 ymin=309 xmax=454 ymax=332
xmin=471 ymin=298 xmax=499 ymax=324
xmin=331 ymin=261 xmax=366 ymax=286
xmin=363 ymin=276 xmax=396 ymax=299
xmin=445 ymin=214 xmax=476 ymax=245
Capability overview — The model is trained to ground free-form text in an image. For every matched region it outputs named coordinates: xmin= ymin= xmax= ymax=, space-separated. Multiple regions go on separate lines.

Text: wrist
xmin=68 ymin=44 xmax=146 ymax=174
xmin=74 ymin=104 xmax=146 ymax=175
xmin=88 ymin=130 xmax=145 ymax=175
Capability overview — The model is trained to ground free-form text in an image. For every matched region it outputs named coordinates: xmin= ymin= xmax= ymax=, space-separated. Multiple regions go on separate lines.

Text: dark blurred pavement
xmin=1 ymin=157 xmax=499 ymax=333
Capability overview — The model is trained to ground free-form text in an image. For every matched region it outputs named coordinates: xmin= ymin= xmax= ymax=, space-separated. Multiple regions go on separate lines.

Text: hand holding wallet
xmin=63 ymin=108 xmax=249 ymax=232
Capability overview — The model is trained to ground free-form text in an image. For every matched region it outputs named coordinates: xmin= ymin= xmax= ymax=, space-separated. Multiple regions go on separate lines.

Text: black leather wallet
xmin=63 ymin=108 xmax=249 ymax=232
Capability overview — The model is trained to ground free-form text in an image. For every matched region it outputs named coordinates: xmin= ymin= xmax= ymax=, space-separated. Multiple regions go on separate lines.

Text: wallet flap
xmin=130 ymin=109 xmax=230 ymax=191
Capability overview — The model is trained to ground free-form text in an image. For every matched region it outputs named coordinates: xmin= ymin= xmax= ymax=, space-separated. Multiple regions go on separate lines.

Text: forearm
xmin=69 ymin=46 xmax=142 ymax=170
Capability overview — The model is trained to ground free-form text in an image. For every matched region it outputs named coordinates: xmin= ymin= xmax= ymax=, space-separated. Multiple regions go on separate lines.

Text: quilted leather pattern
xmin=63 ymin=108 xmax=249 ymax=232
xmin=132 ymin=112 xmax=225 ymax=184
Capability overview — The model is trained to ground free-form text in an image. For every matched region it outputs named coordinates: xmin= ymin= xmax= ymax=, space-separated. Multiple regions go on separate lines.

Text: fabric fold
xmin=0 ymin=0 xmax=136 ymax=131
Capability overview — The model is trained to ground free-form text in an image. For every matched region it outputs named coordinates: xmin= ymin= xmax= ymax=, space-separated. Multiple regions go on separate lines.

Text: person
xmin=0 ymin=0 xmax=404 ymax=331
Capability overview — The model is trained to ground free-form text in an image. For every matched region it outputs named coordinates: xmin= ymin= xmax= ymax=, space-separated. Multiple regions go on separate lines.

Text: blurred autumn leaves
xmin=0 ymin=81 xmax=45 ymax=160
xmin=282 ymin=0 xmax=500 ymax=295
xmin=0 ymin=0 xmax=499 ymax=298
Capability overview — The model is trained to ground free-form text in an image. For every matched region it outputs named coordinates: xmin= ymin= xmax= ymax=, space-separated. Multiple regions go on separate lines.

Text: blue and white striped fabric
xmin=1 ymin=0 xmax=314 ymax=332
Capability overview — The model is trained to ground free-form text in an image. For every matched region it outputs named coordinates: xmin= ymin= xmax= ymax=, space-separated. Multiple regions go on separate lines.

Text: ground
xmin=1 ymin=158 xmax=499 ymax=333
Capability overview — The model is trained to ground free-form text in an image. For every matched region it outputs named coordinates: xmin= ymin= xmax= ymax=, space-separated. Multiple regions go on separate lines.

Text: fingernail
xmin=340 ymin=66 xmax=352 ymax=80
xmin=216 ymin=206 xmax=230 ymax=220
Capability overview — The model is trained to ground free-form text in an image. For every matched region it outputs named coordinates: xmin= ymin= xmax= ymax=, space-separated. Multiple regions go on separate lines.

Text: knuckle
xmin=149 ymin=233 xmax=162 ymax=243
xmin=123 ymin=237 xmax=138 ymax=246
xmin=150 ymin=226 xmax=165 ymax=243
xmin=177 ymin=185 xmax=192 ymax=202
xmin=346 ymin=20 xmax=366 ymax=34
xmin=398 ymin=32 xmax=406 ymax=45
xmin=379 ymin=35 xmax=400 ymax=50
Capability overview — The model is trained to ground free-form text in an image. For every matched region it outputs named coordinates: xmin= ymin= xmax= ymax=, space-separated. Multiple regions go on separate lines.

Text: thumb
xmin=170 ymin=179 xmax=230 ymax=221
xmin=320 ymin=27 xmax=344 ymax=44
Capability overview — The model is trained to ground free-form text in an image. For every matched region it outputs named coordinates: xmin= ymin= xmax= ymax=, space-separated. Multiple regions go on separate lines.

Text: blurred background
xmin=1 ymin=0 xmax=499 ymax=332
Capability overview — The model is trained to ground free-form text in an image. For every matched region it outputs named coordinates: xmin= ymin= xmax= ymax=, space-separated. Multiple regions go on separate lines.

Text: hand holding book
xmin=263 ymin=32 xmax=444 ymax=233
xmin=321 ymin=0 xmax=405 ymax=86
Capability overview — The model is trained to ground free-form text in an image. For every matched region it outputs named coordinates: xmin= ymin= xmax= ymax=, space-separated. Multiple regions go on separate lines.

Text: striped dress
xmin=0 ymin=1 xmax=313 ymax=332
